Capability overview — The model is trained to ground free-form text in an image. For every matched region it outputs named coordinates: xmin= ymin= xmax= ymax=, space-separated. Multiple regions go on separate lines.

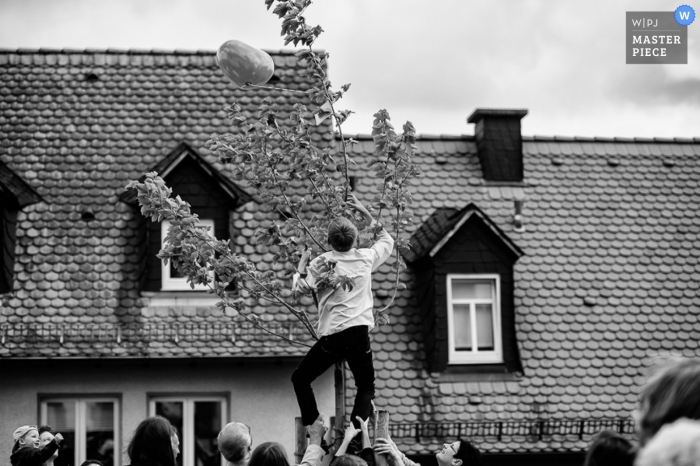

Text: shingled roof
xmin=343 ymin=134 xmax=700 ymax=455
xmin=2 ymin=48 xmax=700 ymax=456
xmin=0 ymin=48 xmax=332 ymax=358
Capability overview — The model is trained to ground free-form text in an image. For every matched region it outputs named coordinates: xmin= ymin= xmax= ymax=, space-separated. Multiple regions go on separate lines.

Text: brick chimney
xmin=467 ymin=108 xmax=528 ymax=182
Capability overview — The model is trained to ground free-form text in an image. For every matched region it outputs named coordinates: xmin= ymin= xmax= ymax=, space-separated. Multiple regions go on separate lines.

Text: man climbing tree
xmin=291 ymin=194 xmax=393 ymax=433
xmin=126 ymin=0 xmax=420 ymax=444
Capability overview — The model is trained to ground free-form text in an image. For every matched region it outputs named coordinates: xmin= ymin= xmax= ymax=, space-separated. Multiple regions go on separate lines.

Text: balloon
xmin=217 ymin=40 xmax=275 ymax=88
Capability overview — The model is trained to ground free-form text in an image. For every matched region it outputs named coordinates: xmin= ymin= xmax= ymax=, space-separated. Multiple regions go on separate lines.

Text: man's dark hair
xmin=327 ymin=218 xmax=358 ymax=252
xmin=38 ymin=426 xmax=54 ymax=435
xmin=639 ymin=358 xmax=700 ymax=445
xmin=127 ymin=416 xmax=177 ymax=466
xmin=583 ymin=431 xmax=634 ymax=466
xmin=455 ymin=439 xmax=481 ymax=466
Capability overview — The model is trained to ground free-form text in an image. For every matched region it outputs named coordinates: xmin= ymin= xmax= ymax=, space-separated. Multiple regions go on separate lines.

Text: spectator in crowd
xmin=636 ymin=358 xmax=700 ymax=446
xmin=217 ymin=415 xmax=327 ymax=466
xmin=217 ymin=422 xmax=253 ymax=466
xmin=11 ymin=425 xmax=63 ymax=466
xmin=635 ymin=418 xmax=700 ymax=466
xmin=248 ymin=443 xmax=289 ymax=466
xmin=583 ymin=430 xmax=635 ymax=466
xmin=126 ymin=417 xmax=179 ymax=466
xmin=37 ymin=426 xmax=59 ymax=466
xmin=332 ymin=417 xmax=372 ymax=466
xmin=373 ymin=437 xmax=481 ymax=466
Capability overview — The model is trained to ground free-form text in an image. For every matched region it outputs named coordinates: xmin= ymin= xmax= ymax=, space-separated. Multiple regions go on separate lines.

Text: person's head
xmin=330 ymin=455 xmax=367 ymax=466
xmin=637 ymin=358 xmax=700 ymax=445
xmin=635 ymin=418 xmax=700 ymax=466
xmin=436 ymin=439 xmax=481 ymax=466
xmin=38 ymin=426 xmax=59 ymax=461
xmin=247 ymin=442 xmax=289 ymax=466
xmin=217 ymin=422 xmax=252 ymax=466
xmin=38 ymin=427 xmax=55 ymax=447
xmin=127 ymin=417 xmax=177 ymax=466
xmin=327 ymin=217 xmax=358 ymax=252
xmin=80 ymin=461 xmax=104 ymax=466
xmin=583 ymin=431 xmax=635 ymax=466
xmin=12 ymin=425 xmax=39 ymax=454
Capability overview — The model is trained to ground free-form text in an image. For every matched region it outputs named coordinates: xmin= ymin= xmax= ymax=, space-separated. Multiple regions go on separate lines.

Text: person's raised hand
xmin=356 ymin=416 xmax=369 ymax=433
xmin=343 ymin=423 xmax=361 ymax=442
xmin=307 ymin=414 xmax=328 ymax=446
xmin=373 ymin=438 xmax=401 ymax=464
xmin=346 ymin=194 xmax=373 ymax=222
xmin=54 ymin=433 xmax=63 ymax=444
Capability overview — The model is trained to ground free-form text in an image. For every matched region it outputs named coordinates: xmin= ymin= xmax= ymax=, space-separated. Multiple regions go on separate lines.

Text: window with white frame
xmin=149 ymin=395 xmax=227 ymax=466
xmin=40 ymin=397 xmax=120 ymax=466
xmin=446 ymin=274 xmax=503 ymax=364
xmin=161 ymin=219 xmax=215 ymax=291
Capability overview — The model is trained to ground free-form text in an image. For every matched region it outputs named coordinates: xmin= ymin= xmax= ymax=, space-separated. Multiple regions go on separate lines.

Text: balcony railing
xmin=390 ymin=418 xmax=636 ymax=442
xmin=0 ymin=322 xmax=311 ymax=346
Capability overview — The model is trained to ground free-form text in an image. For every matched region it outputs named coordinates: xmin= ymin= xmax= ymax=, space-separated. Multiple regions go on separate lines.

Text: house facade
xmin=0 ymin=48 xmax=335 ymax=466
xmin=2 ymin=48 xmax=700 ymax=466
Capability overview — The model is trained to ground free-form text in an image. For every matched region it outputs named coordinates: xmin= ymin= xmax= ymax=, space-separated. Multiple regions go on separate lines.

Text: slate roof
xmin=0 ymin=158 xmax=43 ymax=208
xmin=343 ymin=134 xmax=700 ymax=454
xmin=404 ymin=203 xmax=524 ymax=263
xmin=0 ymin=48 xmax=332 ymax=358
xmin=2 ymin=48 xmax=700 ymax=455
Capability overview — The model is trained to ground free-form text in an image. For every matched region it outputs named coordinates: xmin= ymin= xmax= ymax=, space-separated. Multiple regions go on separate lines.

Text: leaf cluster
xmin=128 ymin=0 xmax=423 ymax=343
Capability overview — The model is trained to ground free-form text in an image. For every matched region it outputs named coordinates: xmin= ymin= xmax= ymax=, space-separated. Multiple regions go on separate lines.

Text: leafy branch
xmin=128 ymin=0 xmax=422 ymax=346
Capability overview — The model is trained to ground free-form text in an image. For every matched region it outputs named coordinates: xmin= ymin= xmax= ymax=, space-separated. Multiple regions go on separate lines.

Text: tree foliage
xmin=126 ymin=0 xmax=421 ymax=346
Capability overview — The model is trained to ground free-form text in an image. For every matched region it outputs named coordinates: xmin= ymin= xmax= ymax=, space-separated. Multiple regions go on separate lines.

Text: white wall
xmin=0 ymin=358 xmax=335 ymax=465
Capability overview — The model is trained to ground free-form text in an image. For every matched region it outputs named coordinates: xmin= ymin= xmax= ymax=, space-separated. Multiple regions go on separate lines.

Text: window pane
xmin=452 ymin=280 xmax=492 ymax=300
xmin=453 ymin=304 xmax=472 ymax=351
xmin=475 ymin=304 xmax=494 ymax=350
xmin=170 ymin=261 xmax=186 ymax=278
xmin=156 ymin=402 xmax=184 ymax=466
xmin=47 ymin=401 xmax=76 ymax=466
xmin=194 ymin=402 xmax=222 ymax=466
xmin=86 ymin=402 xmax=115 ymax=466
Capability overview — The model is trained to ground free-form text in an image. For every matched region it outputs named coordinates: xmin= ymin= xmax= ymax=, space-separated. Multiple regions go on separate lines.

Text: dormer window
xmin=119 ymin=142 xmax=253 ymax=295
xmin=447 ymin=274 xmax=503 ymax=364
xmin=0 ymin=159 xmax=43 ymax=294
xmin=403 ymin=203 xmax=524 ymax=374
xmin=161 ymin=219 xmax=215 ymax=291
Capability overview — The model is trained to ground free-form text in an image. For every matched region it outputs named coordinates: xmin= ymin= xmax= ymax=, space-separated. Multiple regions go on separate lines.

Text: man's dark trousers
xmin=292 ymin=325 xmax=375 ymax=428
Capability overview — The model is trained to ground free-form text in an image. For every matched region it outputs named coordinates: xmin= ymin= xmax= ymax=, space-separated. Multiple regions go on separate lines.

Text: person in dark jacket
xmin=126 ymin=417 xmax=179 ymax=466
xmin=10 ymin=425 xmax=63 ymax=466
xmin=583 ymin=430 xmax=635 ymax=466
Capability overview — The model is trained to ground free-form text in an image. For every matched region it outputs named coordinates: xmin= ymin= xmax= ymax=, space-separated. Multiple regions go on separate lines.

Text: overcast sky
xmin=1 ymin=0 xmax=698 ymax=138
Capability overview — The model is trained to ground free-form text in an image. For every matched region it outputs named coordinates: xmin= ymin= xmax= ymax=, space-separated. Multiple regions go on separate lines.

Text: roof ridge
xmin=524 ymin=135 xmax=700 ymax=143
xmin=342 ymin=134 xmax=475 ymax=141
xmin=342 ymin=134 xmax=700 ymax=142
xmin=0 ymin=47 xmax=301 ymax=56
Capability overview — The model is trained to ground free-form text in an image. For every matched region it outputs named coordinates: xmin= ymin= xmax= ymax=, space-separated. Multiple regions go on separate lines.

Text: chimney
xmin=467 ymin=108 xmax=528 ymax=182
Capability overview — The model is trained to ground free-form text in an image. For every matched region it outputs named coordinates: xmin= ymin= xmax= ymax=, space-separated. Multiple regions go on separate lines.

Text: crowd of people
xmin=583 ymin=357 xmax=700 ymax=466
xmin=10 ymin=424 xmax=103 ymax=466
xmin=9 ymin=357 xmax=700 ymax=466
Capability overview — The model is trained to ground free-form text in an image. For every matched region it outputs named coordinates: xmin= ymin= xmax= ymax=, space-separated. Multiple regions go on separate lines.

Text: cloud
xmin=610 ymin=67 xmax=700 ymax=106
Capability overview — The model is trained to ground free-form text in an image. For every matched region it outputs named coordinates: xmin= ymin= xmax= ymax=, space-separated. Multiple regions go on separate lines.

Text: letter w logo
xmin=679 ymin=11 xmax=691 ymax=20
